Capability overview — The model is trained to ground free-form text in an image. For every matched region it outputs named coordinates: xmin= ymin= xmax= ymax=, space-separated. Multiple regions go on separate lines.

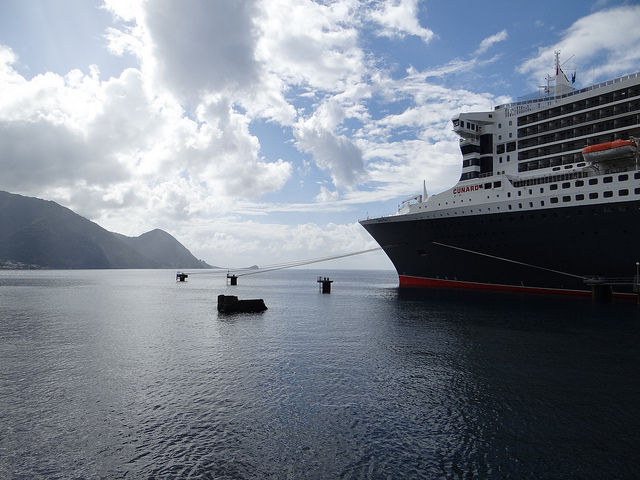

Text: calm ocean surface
xmin=1 ymin=268 xmax=639 ymax=479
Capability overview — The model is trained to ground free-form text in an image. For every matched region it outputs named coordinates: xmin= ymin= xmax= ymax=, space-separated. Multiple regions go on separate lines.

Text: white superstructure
xmin=394 ymin=53 xmax=640 ymax=222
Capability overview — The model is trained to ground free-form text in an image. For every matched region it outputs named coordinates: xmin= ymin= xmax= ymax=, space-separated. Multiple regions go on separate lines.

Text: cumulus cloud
xmin=0 ymin=39 xmax=292 ymax=222
xmin=518 ymin=5 xmax=640 ymax=85
xmin=102 ymin=0 xmax=367 ymax=195
xmin=296 ymin=125 xmax=366 ymax=189
xmin=294 ymin=97 xmax=366 ymax=189
xmin=255 ymin=0 xmax=365 ymax=93
xmin=315 ymin=185 xmax=340 ymax=203
xmin=105 ymin=0 xmax=261 ymax=99
xmin=145 ymin=1 xmax=261 ymax=98
xmin=370 ymin=0 xmax=434 ymax=43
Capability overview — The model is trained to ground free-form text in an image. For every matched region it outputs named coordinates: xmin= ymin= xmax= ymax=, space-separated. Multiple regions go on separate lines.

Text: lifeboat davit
xmin=582 ymin=139 xmax=637 ymax=162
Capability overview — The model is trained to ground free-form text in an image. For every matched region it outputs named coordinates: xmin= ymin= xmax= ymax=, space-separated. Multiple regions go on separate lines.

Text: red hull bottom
xmin=398 ymin=275 xmax=635 ymax=299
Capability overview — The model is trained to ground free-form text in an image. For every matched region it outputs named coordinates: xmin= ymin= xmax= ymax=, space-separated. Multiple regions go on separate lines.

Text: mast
xmin=553 ymin=50 xmax=574 ymax=97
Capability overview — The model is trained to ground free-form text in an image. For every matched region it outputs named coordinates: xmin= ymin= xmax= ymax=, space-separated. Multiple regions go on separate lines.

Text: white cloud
xmin=146 ymin=1 xmax=261 ymax=99
xmin=295 ymin=124 xmax=366 ymax=189
xmin=105 ymin=0 xmax=261 ymax=99
xmin=0 ymin=40 xmax=292 ymax=223
xmin=255 ymin=0 xmax=365 ymax=93
xmin=0 ymin=46 xmax=24 ymax=86
xmin=475 ymin=29 xmax=508 ymax=55
xmin=102 ymin=0 xmax=366 ymax=195
xmin=315 ymin=185 xmax=340 ymax=203
xmin=369 ymin=0 xmax=434 ymax=43
xmin=417 ymin=59 xmax=478 ymax=79
xmin=518 ymin=5 xmax=640 ymax=86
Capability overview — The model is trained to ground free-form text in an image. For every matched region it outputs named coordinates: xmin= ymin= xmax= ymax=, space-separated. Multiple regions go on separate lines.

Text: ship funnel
xmin=423 ymin=180 xmax=427 ymax=200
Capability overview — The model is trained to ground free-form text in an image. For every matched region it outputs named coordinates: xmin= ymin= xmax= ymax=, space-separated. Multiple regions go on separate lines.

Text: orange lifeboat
xmin=582 ymin=139 xmax=637 ymax=162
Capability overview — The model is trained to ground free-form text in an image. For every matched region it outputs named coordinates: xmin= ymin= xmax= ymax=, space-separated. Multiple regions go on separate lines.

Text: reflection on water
xmin=1 ymin=269 xmax=639 ymax=478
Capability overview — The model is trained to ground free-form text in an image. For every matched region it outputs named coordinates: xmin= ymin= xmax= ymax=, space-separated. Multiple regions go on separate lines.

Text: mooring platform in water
xmin=217 ymin=294 xmax=267 ymax=313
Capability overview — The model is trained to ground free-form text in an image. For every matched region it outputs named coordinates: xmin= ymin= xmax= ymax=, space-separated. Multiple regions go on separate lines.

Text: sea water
xmin=1 ymin=269 xmax=639 ymax=479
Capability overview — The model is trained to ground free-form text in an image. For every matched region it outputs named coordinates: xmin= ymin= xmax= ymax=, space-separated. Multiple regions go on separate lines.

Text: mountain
xmin=114 ymin=229 xmax=211 ymax=269
xmin=0 ymin=191 xmax=212 ymax=269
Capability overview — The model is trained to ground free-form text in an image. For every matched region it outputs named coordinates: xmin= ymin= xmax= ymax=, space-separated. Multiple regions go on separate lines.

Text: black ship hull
xmin=361 ymin=200 xmax=640 ymax=297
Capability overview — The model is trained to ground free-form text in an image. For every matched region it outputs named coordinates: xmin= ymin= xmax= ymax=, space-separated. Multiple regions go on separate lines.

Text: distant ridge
xmin=0 ymin=191 xmax=212 ymax=269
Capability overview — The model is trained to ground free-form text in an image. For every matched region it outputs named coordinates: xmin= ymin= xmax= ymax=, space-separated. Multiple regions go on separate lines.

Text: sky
xmin=1 ymin=0 xmax=640 ymax=270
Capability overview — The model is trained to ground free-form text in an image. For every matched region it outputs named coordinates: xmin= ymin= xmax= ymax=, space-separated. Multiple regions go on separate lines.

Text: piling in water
xmin=176 ymin=272 xmax=188 ymax=282
xmin=317 ymin=276 xmax=333 ymax=294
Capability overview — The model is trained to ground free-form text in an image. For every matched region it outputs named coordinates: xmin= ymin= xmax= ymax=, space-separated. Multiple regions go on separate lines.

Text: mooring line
xmin=432 ymin=241 xmax=586 ymax=280
xmin=179 ymin=247 xmax=382 ymax=277
xmin=236 ymin=247 xmax=382 ymax=276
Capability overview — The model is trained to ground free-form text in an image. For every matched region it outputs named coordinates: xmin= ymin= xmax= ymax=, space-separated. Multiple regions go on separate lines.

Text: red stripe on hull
xmin=398 ymin=275 xmax=635 ymax=299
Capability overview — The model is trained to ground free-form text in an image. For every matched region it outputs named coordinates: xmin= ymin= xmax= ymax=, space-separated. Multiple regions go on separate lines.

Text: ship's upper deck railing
xmin=496 ymin=72 xmax=640 ymax=116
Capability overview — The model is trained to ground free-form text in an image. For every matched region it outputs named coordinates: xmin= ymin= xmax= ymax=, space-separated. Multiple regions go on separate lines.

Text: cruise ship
xmin=360 ymin=53 xmax=640 ymax=297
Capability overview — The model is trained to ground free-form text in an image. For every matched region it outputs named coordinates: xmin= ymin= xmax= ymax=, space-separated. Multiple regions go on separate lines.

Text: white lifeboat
xmin=582 ymin=139 xmax=637 ymax=163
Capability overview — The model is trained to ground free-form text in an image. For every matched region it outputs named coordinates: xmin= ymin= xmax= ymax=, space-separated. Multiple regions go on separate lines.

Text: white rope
xmin=178 ymin=247 xmax=383 ymax=277
xmin=236 ymin=248 xmax=382 ymax=276
xmin=432 ymin=241 xmax=586 ymax=280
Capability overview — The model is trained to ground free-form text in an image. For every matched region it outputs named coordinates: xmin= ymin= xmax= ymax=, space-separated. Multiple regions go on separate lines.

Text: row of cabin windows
xmin=443 ymin=188 xmax=633 ymax=214
xmin=517 ymin=85 xmax=640 ymax=127
xmin=438 ymin=201 xmax=629 ymax=218
xmin=512 ymin=171 xmax=588 ymax=188
xmin=506 ymin=188 xmax=635 ymax=210
xmin=517 ymin=120 xmax=640 ymax=161
xmin=518 ymin=105 xmax=640 ymax=140
xmin=511 ymin=173 xmax=633 ymax=196
xmin=517 ymin=127 xmax=640 ymax=171
xmin=515 ymin=172 xmax=636 ymax=189
xmin=549 ymin=189 xmax=633 ymax=203
xmin=445 ymin=179 xmax=635 ymax=208
xmin=466 ymin=174 xmax=635 ymax=202
xmin=455 ymin=172 xmax=637 ymax=205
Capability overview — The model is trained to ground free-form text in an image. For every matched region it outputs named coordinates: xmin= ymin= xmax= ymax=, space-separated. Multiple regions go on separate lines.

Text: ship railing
xmin=497 ymin=71 xmax=640 ymax=116
xmin=509 ymin=163 xmax=640 ymax=188
xmin=358 ymin=213 xmax=396 ymax=222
